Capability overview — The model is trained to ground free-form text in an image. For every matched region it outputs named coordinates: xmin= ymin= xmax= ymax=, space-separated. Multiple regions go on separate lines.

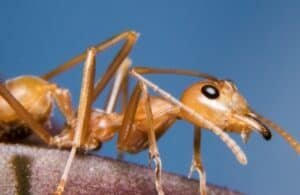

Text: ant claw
xmin=53 ymin=180 xmax=65 ymax=195
xmin=188 ymin=163 xmax=195 ymax=179
xmin=188 ymin=161 xmax=207 ymax=195
xmin=148 ymin=152 xmax=165 ymax=195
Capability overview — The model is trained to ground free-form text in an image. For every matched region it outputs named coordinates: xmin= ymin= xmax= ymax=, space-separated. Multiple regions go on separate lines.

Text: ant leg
xmin=188 ymin=126 xmax=206 ymax=195
xmin=41 ymin=31 xmax=138 ymax=102
xmin=49 ymin=87 xmax=76 ymax=148
xmin=42 ymin=31 xmax=138 ymax=80
xmin=52 ymin=88 xmax=75 ymax=125
xmin=117 ymin=82 xmax=164 ymax=195
xmin=120 ymin=68 xmax=129 ymax=113
xmin=108 ymin=57 xmax=130 ymax=114
xmin=54 ymin=48 xmax=96 ymax=195
xmin=103 ymin=57 xmax=131 ymax=160
xmin=92 ymin=32 xmax=137 ymax=102
xmin=115 ymin=67 xmax=130 ymax=160
xmin=105 ymin=58 xmax=131 ymax=113
xmin=117 ymin=83 xmax=142 ymax=149
xmin=0 ymin=84 xmax=52 ymax=144
xmin=141 ymin=83 xmax=164 ymax=195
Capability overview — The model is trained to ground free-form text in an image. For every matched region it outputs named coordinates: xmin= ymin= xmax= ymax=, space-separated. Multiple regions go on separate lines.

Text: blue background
xmin=0 ymin=1 xmax=299 ymax=195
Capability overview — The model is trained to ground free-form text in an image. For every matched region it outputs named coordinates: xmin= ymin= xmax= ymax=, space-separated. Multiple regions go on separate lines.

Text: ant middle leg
xmin=117 ymin=82 xmax=165 ymax=195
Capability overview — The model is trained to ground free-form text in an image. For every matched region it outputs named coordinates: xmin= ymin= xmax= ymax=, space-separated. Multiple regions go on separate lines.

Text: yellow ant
xmin=0 ymin=31 xmax=299 ymax=195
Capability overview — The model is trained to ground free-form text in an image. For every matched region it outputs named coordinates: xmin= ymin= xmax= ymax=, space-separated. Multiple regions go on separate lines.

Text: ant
xmin=0 ymin=31 xmax=299 ymax=195
xmin=0 ymin=38 xmax=245 ymax=194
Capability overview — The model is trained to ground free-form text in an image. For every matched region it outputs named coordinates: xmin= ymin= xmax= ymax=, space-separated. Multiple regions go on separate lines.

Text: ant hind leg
xmin=54 ymin=48 xmax=96 ymax=195
xmin=0 ymin=84 xmax=52 ymax=144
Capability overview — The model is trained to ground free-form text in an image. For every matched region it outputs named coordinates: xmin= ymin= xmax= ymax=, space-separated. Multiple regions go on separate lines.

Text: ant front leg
xmin=52 ymin=87 xmax=75 ymax=126
xmin=118 ymin=82 xmax=164 ymax=195
xmin=49 ymin=87 xmax=77 ymax=148
xmin=188 ymin=126 xmax=206 ymax=195
xmin=141 ymin=83 xmax=164 ymax=195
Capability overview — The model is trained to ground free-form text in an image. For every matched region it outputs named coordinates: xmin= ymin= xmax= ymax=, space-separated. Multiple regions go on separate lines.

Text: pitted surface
xmin=0 ymin=143 xmax=243 ymax=195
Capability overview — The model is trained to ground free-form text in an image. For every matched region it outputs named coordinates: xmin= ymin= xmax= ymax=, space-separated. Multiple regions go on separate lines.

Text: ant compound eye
xmin=201 ymin=85 xmax=219 ymax=99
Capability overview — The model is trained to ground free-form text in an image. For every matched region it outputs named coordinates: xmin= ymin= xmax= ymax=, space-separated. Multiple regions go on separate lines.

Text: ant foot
xmin=53 ymin=179 xmax=65 ymax=195
xmin=188 ymin=161 xmax=207 ymax=195
xmin=149 ymin=152 xmax=164 ymax=195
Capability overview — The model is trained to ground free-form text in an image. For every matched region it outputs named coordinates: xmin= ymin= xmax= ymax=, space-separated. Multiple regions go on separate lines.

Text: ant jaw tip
xmin=263 ymin=131 xmax=272 ymax=141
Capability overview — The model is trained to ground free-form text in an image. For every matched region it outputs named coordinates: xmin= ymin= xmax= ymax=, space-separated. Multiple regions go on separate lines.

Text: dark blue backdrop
xmin=0 ymin=1 xmax=299 ymax=195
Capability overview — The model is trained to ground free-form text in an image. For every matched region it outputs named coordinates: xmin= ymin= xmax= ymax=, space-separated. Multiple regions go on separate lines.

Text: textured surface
xmin=0 ymin=143 xmax=242 ymax=195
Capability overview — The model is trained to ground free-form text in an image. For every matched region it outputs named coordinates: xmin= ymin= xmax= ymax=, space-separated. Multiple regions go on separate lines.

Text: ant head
xmin=180 ymin=79 xmax=272 ymax=141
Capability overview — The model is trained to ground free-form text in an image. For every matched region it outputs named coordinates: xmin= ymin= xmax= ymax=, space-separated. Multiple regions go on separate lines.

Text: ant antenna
xmin=133 ymin=66 xmax=218 ymax=80
xmin=253 ymin=112 xmax=300 ymax=154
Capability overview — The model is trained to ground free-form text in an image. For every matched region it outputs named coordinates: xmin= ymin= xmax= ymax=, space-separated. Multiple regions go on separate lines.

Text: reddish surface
xmin=0 ymin=143 xmax=242 ymax=195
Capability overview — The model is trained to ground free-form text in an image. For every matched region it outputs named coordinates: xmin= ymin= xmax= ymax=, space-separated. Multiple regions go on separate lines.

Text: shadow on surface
xmin=11 ymin=155 xmax=32 ymax=195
